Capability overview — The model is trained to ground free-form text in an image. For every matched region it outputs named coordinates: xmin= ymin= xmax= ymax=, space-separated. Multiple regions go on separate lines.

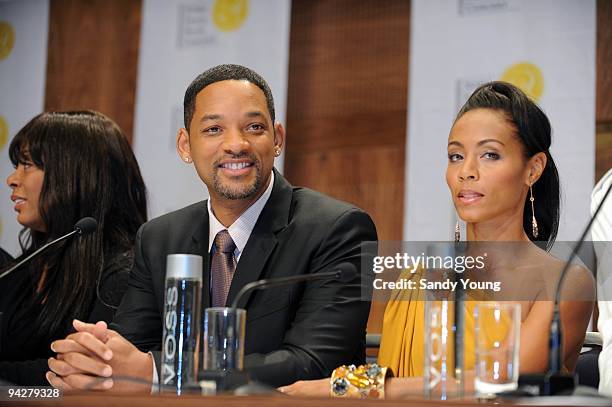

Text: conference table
xmin=0 ymin=392 xmax=503 ymax=407
xmin=4 ymin=391 xmax=612 ymax=407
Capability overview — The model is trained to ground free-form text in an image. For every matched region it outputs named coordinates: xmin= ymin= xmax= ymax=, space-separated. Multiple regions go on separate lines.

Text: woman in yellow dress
xmin=279 ymin=81 xmax=595 ymax=398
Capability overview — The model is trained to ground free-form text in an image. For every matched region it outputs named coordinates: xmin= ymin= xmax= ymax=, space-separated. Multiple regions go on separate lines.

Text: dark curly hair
xmin=183 ymin=64 xmax=275 ymax=129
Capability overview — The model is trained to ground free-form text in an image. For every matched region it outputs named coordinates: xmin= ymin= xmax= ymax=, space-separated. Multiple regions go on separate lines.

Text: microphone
xmin=453 ymin=242 xmax=466 ymax=397
xmin=549 ymin=180 xmax=612 ymax=374
xmin=198 ymin=262 xmax=358 ymax=394
xmin=230 ymin=262 xmax=357 ymax=309
xmin=518 ymin=180 xmax=612 ymax=396
xmin=74 ymin=217 xmax=97 ymax=235
xmin=0 ymin=217 xmax=98 ymax=280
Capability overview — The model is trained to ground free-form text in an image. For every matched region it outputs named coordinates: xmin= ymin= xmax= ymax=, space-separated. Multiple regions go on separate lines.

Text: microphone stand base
xmin=518 ymin=372 xmax=577 ymax=396
xmin=198 ymin=369 xmax=249 ymax=394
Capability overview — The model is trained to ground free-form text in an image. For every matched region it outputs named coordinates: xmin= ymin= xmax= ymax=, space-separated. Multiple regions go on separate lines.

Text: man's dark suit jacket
xmin=111 ymin=170 xmax=377 ymax=387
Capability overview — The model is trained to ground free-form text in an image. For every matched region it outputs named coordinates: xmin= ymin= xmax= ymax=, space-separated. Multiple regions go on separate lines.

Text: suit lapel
xmin=225 ymin=169 xmax=293 ymax=308
xmin=189 ymin=202 xmax=211 ymax=309
xmin=189 ymin=201 xmax=210 ymax=370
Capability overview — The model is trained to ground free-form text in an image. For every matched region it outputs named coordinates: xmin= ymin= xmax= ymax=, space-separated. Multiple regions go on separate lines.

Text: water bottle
xmin=161 ymin=254 xmax=202 ymax=394
xmin=423 ymin=242 xmax=465 ymax=400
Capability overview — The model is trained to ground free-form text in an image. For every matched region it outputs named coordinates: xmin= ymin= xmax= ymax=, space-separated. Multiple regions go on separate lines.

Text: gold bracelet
xmin=330 ymin=364 xmax=388 ymax=399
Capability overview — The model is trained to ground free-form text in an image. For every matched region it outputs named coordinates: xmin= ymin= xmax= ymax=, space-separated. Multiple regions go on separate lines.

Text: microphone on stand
xmin=198 ymin=262 xmax=359 ymax=394
xmin=0 ymin=217 xmax=97 ymax=280
xmin=518 ymin=180 xmax=612 ymax=396
xmin=453 ymin=241 xmax=467 ymax=398
xmin=231 ymin=262 xmax=357 ymax=309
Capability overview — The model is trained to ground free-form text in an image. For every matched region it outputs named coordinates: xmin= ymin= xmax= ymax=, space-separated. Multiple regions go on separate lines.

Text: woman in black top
xmin=0 ymin=111 xmax=147 ymax=385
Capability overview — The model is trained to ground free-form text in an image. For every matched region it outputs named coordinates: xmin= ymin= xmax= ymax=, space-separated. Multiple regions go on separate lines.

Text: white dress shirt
xmin=207 ymin=171 xmax=275 ymax=261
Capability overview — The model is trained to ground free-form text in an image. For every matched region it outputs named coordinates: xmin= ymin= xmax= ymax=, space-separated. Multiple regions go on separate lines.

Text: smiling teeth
xmin=223 ymin=162 xmax=249 ymax=170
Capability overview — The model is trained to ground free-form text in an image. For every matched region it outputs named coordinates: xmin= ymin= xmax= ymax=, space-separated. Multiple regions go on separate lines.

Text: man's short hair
xmin=183 ymin=64 xmax=276 ymax=129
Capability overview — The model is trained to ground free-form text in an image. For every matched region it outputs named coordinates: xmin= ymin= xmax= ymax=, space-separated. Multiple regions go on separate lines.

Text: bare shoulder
xmin=560 ymin=262 xmax=595 ymax=301
xmin=526 ymin=245 xmax=595 ymax=301
xmin=548 ymin=253 xmax=595 ymax=302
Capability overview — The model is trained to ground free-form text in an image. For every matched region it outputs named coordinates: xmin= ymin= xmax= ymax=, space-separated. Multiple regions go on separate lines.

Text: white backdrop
xmin=133 ymin=0 xmax=291 ymax=219
xmin=403 ymin=0 xmax=596 ymax=241
xmin=0 ymin=0 xmax=49 ymax=256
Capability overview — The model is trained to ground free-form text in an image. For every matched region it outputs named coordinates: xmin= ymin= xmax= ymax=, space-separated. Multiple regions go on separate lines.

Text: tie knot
xmin=214 ymin=230 xmax=236 ymax=254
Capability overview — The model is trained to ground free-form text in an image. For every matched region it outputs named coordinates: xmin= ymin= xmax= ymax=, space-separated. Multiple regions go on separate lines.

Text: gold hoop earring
xmin=530 ymin=184 xmax=538 ymax=238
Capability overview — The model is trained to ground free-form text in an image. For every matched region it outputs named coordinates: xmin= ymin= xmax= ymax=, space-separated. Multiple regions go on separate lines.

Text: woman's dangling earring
xmin=455 ymin=220 xmax=461 ymax=242
xmin=530 ymin=184 xmax=539 ymax=238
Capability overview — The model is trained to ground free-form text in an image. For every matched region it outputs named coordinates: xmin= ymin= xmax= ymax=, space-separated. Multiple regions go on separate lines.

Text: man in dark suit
xmin=46 ymin=64 xmax=376 ymax=390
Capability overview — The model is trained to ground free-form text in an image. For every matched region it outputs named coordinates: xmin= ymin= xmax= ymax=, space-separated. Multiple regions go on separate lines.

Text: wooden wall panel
xmin=597 ymin=123 xmax=612 ymax=181
xmin=597 ymin=0 xmax=612 ymax=123
xmin=289 ymin=146 xmax=405 ymax=240
xmin=285 ymin=0 xmax=410 ymax=241
xmin=45 ymin=0 xmax=142 ymax=142
xmin=284 ymin=0 xmax=411 ymax=333
xmin=597 ymin=0 xmax=612 ymax=181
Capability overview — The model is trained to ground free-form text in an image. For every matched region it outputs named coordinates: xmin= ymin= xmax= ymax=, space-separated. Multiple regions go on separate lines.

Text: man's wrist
xmin=138 ymin=350 xmax=154 ymax=383
xmin=149 ymin=352 xmax=159 ymax=393
xmin=121 ymin=349 xmax=154 ymax=391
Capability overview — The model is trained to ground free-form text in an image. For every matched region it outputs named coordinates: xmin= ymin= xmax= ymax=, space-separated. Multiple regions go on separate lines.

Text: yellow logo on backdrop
xmin=500 ymin=62 xmax=544 ymax=101
xmin=213 ymin=0 xmax=248 ymax=32
xmin=0 ymin=22 xmax=15 ymax=61
xmin=0 ymin=116 xmax=8 ymax=150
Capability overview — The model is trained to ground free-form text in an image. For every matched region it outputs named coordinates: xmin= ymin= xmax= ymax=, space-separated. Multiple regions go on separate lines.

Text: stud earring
xmin=530 ymin=184 xmax=538 ymax=238
xmin=455 ymin=220 xmax=461 ymax=242
xmin=183 ymin=156 xmax=191 ymax=163
xmin=274 ymin=146 xmax=281 ymax=157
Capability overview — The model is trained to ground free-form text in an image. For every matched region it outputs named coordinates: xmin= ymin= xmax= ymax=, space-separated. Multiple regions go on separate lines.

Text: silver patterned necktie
xmin=211 ymin=229 xmax=236 ymax=307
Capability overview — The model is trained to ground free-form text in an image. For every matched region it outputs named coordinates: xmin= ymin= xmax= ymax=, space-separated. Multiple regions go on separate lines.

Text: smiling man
xmin=178 ymin=76 xmax=281 ymax=227
xmin=46 ymin=64 xmax=377 ymax=390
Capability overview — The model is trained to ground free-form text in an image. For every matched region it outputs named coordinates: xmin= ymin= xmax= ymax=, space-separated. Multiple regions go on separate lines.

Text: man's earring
xmin=274 ymin=146 xmax=281 ymax=157
xmin=530 ymin=184 xmax=538 ymax=238
xmin=183 ymin=156 xmax=191 ymax=163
